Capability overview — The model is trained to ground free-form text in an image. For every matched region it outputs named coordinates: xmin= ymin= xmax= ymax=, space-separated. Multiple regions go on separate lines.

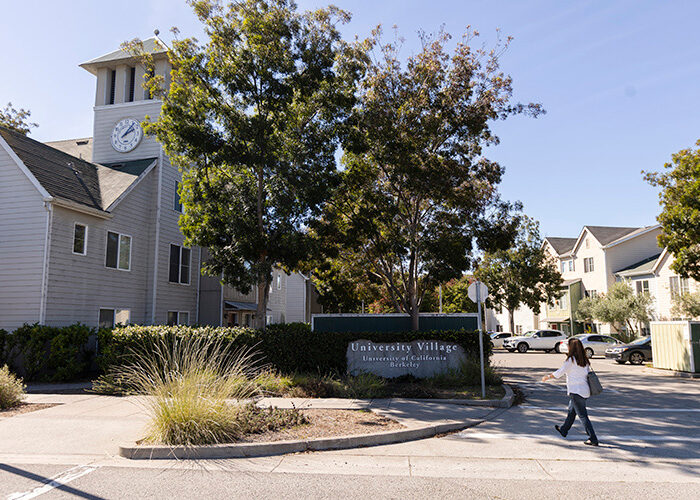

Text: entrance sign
xmin=347 ymin=340 xmax=466 ymax=378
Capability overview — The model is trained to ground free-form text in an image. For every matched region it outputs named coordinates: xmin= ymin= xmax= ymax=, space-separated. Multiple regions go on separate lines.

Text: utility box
xmin=311 ymin=313 xmax=478 ymax=333
xmin=650 ymin=321 xmax=700 ymax=373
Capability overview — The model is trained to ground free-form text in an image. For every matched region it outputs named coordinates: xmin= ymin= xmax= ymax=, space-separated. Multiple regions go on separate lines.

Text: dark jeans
xmin=560 ymin=393 xmax=598 ymax=443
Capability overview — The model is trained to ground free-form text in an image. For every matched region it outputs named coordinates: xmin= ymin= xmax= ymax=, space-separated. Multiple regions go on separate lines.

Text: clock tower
xmin=79 ymin=37 xmax=171 ymax=165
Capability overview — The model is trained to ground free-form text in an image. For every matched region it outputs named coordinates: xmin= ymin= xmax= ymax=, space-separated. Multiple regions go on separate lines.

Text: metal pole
xmin=439 ymin=285 xmax=443 ymax=313
xmin=476 ymin=280 xmax=486 ymax=398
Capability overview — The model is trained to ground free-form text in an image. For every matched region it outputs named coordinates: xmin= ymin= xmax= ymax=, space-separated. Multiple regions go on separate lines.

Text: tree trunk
xmin=410 ymin=305 xmax=419 ymax=331
xmin=256 ymin=279 xmax=269 ymax=330
xmin=509 ymin=308 xmax=515 ymax=334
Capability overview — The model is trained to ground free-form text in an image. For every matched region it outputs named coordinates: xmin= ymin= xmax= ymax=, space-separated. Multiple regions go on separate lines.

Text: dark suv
xmin=605 ymin=336 xmax=652 ymax=365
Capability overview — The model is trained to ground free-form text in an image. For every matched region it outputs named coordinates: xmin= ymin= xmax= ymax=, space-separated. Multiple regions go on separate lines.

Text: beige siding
xmin=285 ymin=273 xmax=306 ymax=323
xmin=0 ymin=149 xmax=47 ymax=330
xmin=44 ymin=169 xmax=157 ymax=326
xmin=153 ymin=155 xmax=199 ymax=325
xmin=91 ymin=101 xmax=163 ymax=164
xmin=650 ymin=321 xmax=694 ymax=372
xmin=605 ymin=229 xmax=663 ymax=289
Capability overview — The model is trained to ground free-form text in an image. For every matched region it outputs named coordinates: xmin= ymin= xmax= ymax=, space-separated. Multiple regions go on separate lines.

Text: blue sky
xmin=2 ymin=0 xmax=699 ymax=238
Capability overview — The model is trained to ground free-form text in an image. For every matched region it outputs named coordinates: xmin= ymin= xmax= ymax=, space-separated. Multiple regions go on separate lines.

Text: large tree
xmin=316 ymin=28 xmax=542 ymax=330
xmin=475 ymin=217 xmax=562 ymax=333
xmin=644 ymin=140 xmax=700 ymax=280
xmin=130 ymin=0 xmax=362 ymax=328
xmin=0 ymin=102 xmax=37 ymax=135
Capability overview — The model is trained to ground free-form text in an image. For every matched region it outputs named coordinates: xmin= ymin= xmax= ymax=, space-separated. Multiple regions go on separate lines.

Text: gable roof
xmin=614 ymin=253 xmax=662 ymax=278
xmin=544 ymin=237 xmax=577 ymax=256
xmin=585 ymin=226 xmax=642 ymax=246
xmin=0 ymin=126 xmax=155 ymax=214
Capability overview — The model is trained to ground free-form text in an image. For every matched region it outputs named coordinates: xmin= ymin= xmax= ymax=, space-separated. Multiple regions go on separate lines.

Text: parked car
xmin=503 ymin=330 xmax=568 ymax=353
xmin=605 ymin=336 xmax=652 ymax=365
xmin=490 ymin=332 xmax=514 ymax=349
xmin=560 ymin=334 xmax=624 ymax=358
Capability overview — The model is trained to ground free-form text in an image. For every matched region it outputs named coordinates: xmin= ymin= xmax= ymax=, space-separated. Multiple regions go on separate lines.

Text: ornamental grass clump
xmin=0 ymin=365 xmax=25 ymax=410
xmin=118 ymin=334 xmax=261 ymax=446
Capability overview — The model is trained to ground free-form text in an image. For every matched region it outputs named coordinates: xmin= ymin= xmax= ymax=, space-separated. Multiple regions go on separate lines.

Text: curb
xmin=405 ymin=383 xmax=513 ymax=408
xmin=643 ymin=367 xmax=700 ymax=379
xmin=118 ymin=419 xmax=482 ymax=460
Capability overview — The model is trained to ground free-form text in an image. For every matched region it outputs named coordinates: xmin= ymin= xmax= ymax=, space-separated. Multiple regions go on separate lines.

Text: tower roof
xmin=80 ymin=36 xmax=167 ymax=74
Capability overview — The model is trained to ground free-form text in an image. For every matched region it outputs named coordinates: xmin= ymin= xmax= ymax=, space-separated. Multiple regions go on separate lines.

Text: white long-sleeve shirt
xmin=553 ymin=357 xmax=591 ymax=398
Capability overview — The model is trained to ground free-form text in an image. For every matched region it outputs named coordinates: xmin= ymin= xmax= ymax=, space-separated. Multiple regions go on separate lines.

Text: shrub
xmin=341 ymin=373 xmax=387 ymax=399
xmin=97 ymin=323 xmax=492 ymax=376
xmin=253 ymin=370 xmax=294 ymax=395
xmin=4 ymin=324 xmax=93 ymax=382
xmin=113 ymin=334 xmax=263 ymax=446
xmin=430 ymin=357 xmax=503 ymax=388
xmin=234 ymin=403 xmax=308 ymax=435
xmin=0 ymin=365 xmax=25 ymax=409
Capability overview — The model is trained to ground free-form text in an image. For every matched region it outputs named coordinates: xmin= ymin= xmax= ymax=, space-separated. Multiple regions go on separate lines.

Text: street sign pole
xmin=476 ymin=281 xmax=485 ymax=399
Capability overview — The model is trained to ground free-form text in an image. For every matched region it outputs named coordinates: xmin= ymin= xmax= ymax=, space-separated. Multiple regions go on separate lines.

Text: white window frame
xmin=72 ymin=223 xmax=88 ymax=256
xmin=97 ymin=307 xmax=131 ymax=328
xmin=167 ymin=310 xmax=190 ymax=325
xmin=584 ymin=257 xmax=594 ymax=273
xmin=105 ymin=231 xmax=132 ymax=271
xmin=276 ymin=273 xmax=282 ymax=290
xmin=168 ymin=243 xmax=191 ymax=285
xmin=568 ymin=260 xmax=574 ymax=272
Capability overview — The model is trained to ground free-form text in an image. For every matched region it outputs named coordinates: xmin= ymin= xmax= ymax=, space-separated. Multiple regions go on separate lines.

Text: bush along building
xmin=0 ymin=37 xmax=317 ymax=331
xmin=492 ymin=225 xmax=664 ymax=335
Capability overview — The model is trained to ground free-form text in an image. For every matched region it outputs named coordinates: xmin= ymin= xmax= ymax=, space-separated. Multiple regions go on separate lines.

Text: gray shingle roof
xmin=545 ymin=237 xmax=577 ymax=255
xmin=0 ymin=126 xmax=155 ymax=212
xmin=614 ymin=253 xmax=662 ymax=277
xmin=585 ymin=226 xmax=642 ymax=246
xmin=45 ymin=137 xmax=93 ymax=161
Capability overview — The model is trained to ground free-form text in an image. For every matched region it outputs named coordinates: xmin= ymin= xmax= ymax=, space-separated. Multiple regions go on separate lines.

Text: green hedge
xmin=0 ymin=323 xmax=94 ymax=382
xmin=97 ymin=323 xmax=491 ymax=375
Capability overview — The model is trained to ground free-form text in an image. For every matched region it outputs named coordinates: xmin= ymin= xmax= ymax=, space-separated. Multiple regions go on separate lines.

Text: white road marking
xmin=520 ymin=405 xmax=700 ymax=412
xmin=516 ymin=382 xmax=622 ymax=394
xmin=458 ymin=431 xmax=700 ymax=442
xmin=6 ymin=465 xmax=98 ymax=500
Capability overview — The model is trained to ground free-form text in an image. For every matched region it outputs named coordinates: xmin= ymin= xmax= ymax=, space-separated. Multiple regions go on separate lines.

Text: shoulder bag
xmin=587 ymin=366 xmax=603 ymax=396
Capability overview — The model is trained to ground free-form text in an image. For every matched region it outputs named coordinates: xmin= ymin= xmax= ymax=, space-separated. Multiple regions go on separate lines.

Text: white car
xmin=503 ymin=330 xmax=568 ymax=353
xmin=560 ymin=334 xmax=624 ymax=358
xmin=489 ymin=332 xmax=514 ymax=349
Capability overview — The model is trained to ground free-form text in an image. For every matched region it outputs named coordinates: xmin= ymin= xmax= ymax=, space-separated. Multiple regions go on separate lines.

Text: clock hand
xmin=121 ymin=124 xmax=135 ymax=139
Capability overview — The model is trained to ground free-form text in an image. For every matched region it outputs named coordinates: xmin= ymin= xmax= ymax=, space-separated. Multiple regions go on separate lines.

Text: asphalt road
xmin=1 ymin=352 xmax=698 ymax=499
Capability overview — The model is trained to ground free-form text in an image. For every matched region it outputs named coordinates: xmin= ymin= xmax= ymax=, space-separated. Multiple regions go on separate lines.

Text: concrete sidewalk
xmin=0 ymin=393 xmax=500 ymax=463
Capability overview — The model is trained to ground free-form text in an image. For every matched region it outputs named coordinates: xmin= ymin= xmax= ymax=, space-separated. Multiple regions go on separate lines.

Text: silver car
xmin=490 ymin=332 xmax=514 ymax=349
xmin=560 ymin=334 xmax=624 ymax=358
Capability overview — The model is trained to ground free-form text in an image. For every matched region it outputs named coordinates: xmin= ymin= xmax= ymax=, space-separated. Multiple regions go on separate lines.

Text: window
xmin=585 ymin=289 xmax=597 ymax=298
xmin=105 ymin=231 xmax=131 ymax=270
xmin=108 ymin=69 xmax=116 ymax=104
xmin=560 ymin=261 xmax=566 ymax=273
xmin=495 ymin=325 xmax=503 ymax=332
xmin=167 ymin=311 xmax=189 ymax=325
xmin=98 ymin=308 xmax=130 ymax=328
xmin=73 ymin=223 xmax=87 ymax=255
xmin=169 ymin=244 xmax=191 ymax=284
xmin=636 ymin=280 xmax=650 ymax=295
xmin=569 ymin=260 xmax=574 ymax=272
xmin=276 ymin=274 xmax=282 ymax=290
xmin=128 ymin=67 xmax=135 ymax=102
xmin=515 ymin=325 xmax=522 ymax=334
xmin=173 ymin=181 xmax=183 ymax=212
xmin=670 ymin=276 xmax=690 ymax=297
xmin=585 ymin=238 xmax=590 ymax=249
xmin=583 ymin=257 xmax=594 ymax=273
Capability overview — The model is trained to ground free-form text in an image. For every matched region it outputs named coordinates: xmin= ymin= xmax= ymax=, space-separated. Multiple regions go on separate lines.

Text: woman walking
xmin=541 ymin=337 xmax=599 ymax=446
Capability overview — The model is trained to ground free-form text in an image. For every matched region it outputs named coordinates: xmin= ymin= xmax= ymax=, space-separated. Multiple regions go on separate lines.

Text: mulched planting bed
xmin=0 ymin=403 xmax=59 ymax=418
xmin=237 ymin=409 xmax=403 ymax=443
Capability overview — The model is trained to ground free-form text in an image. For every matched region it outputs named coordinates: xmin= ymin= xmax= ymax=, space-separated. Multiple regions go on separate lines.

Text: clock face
xmin=111 ymin=118 xmax=143 ymax=153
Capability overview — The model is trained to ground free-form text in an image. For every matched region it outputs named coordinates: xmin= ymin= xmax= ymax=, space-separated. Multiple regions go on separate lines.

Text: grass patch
xmin=0 ymin=365 xmax=25 ymax=410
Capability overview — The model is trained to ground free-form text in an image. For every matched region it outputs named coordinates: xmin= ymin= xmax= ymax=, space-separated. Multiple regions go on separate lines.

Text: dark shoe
xmin=584 ymin=439 xmax=599 ymax=446
xmin=555 ymin=425 xmax=567 ymax=438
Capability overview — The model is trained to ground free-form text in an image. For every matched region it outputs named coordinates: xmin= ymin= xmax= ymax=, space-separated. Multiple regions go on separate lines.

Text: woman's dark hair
xmin=566 ymin=337 xmax=589 ymax=367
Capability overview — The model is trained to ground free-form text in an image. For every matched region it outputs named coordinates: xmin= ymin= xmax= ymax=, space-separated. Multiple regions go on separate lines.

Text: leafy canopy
xmin=475 ymin=217 xmax=562 ymax=331
xmin=0 ymin=102 xmax=37 ymax=135
xmin=315 ymin=27 xmax=543 ymax=328
xmin=644 ymin=140 xmax=700 ymax=280
xmin=127 ymin=0 xmax=363 ymax=327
